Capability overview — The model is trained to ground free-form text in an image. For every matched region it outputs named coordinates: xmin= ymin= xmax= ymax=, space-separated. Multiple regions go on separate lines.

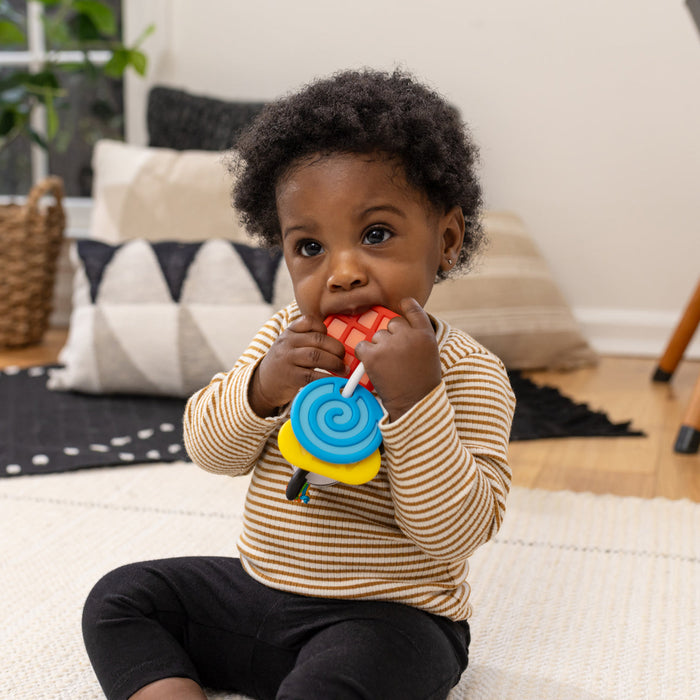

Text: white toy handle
xmin=341 ymin=362 xmax=366 ymax=398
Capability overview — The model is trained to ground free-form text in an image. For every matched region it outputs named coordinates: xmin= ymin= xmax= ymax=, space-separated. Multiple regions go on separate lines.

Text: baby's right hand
xmin=249 ymin=315 xmax=346 ymax=417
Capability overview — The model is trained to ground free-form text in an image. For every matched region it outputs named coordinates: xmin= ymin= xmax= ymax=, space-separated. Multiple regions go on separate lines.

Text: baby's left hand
xmin=355 ymin=298 xmax=441 ymax=421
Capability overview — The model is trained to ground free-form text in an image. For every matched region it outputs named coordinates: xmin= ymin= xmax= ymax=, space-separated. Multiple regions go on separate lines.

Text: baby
xmin=83 ymin=68 xmax=515 ymax=700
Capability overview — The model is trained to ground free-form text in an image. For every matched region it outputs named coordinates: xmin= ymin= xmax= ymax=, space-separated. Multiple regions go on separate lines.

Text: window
xmin=0 ymin=0 xmax=123 ymax=198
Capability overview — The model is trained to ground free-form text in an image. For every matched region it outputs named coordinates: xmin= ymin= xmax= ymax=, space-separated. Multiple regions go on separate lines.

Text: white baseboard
xmin=574 ymin=307 xmax=700 ymax=360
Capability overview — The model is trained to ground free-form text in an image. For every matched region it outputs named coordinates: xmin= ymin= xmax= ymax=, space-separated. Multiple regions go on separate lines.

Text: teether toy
xmin=324 ymin=306 xmax=399 ymax=391
xmin=279 ymin=306 xmax=398 ymax=501
xmin=290 ymin=376 xmax=383 ymax=463
xmin=278 ymin=419 xmax=381 ymax=485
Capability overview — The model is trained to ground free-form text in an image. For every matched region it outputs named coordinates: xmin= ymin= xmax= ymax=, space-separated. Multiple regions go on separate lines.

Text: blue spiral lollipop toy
xmin=279 ymin=363 xmax=383 ymax=500
xmin=291 ymin=373 xmax=383 ymax=463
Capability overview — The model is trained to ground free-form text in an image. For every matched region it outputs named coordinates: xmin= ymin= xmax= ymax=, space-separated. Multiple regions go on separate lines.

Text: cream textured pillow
xmin=426 ymin=211 xmax=597 ymax=370
xmin=88 ymin=140 xmax=248 ymax=243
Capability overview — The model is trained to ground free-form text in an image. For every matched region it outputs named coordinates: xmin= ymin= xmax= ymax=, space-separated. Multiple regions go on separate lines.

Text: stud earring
xmin=447 ymin=258 xmax=453 ymax=265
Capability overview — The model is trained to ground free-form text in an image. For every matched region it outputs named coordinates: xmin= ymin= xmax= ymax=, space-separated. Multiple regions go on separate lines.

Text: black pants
xmin=82 ymin=557 xmax=470 ymax=700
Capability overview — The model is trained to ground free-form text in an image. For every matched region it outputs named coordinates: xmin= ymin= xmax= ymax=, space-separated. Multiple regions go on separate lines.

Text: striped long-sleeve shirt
xmin=183 ymin=302 xmax=515 ymax=621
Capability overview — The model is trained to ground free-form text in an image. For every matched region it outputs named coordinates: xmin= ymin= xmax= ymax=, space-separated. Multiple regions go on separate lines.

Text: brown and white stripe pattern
xmin=184 ymin=303 xmax=515 ymax=621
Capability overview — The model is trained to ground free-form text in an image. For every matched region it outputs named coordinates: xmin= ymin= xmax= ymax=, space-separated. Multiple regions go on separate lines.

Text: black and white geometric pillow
xmin=48 ymin=239 xmax=294 ymax=398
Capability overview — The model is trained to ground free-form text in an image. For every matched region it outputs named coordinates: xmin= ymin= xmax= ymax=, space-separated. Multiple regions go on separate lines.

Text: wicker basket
xmin=0 ymin=176 xmax=66 ymax=348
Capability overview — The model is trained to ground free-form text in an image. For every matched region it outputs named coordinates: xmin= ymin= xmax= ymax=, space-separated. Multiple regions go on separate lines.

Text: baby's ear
xmin=440 ymin=206 xmax=465 ymax=273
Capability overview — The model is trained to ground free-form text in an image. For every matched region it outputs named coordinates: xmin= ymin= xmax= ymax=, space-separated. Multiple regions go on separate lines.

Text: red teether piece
xmin=324 ymin=306 xmax=399 ymax=390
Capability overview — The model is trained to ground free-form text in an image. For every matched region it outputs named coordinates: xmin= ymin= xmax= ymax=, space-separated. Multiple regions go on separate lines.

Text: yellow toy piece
xmin=278 ymin=420 xmax=380 ymax=485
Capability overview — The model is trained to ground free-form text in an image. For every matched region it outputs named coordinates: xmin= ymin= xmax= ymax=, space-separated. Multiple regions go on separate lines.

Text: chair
xmin=652 ymin=279 xmax=700 ymax=453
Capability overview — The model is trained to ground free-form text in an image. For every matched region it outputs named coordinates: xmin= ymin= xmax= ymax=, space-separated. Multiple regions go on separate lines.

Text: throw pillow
xmin=48 ymin=239 xmax=294 ymax=397
xmin=88 ymin=139 xmax=249 ymax=244
xmin=426 ymin=211 xmax=597 ymax=370
xmin=147 ymin=85 xmax=266 ymax=151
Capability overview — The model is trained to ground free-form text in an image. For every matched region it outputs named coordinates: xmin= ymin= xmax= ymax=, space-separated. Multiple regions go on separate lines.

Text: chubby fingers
xmin=287 ymin=314 xmax=328 ymax=335
xmin=252 ymin=315 xmax=347 ymax=415
xmin=396 ymin=297 xmax=433 ymax=331
xmin=356 ymin=298 xmax=431 ymax=346
xmin=354 ymin=298 xmax=436 ymax=363
xmin=352 ymin=299 xmax=440 ymax=418
xmin=287 ymin=315 xmax=346 ymax=373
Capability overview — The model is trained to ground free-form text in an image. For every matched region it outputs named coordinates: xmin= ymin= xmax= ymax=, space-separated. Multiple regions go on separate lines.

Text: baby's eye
xmin=298 ymin=240 xmax=324 ymax=257
xmin=363 ymin=227 xmax=391 ymax=245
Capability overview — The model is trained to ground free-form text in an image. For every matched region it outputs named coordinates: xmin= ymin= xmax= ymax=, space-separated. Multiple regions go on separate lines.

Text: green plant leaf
xmin=73 ymin=0 xmax=116 ymax=37
xmin=103 ymin=48 xmax=149 ymax=78
xmin=68 ymin=12 xmax=100 ymax=42
xmin=102 ymin=49 xmax=129 ymax=78
xmin=128 ymin=50 xmax=147 ymax=76
xmin=0 ymin=19 xmax=25 ymax=45
xmin=27 ymin=70 xmax=61 ymax=91
xmin=45 ymin=97 xmax=59 ymax=139
xmin=133 ymin=23 xmax=156 ymax=48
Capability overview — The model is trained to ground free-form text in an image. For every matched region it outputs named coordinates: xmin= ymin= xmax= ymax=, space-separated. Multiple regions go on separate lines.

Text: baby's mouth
xmin=324 ymin=299 xmax=392 ymax=319
xmin=329 ymin=307 xmax=371 ymax=319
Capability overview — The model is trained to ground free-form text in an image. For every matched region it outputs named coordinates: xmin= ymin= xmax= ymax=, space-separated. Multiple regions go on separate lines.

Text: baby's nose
xmin=327 ymin=252 xmax=368 ymax=291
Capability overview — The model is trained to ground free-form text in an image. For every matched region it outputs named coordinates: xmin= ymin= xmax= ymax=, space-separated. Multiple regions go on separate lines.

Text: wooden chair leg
xmin=675 ymin=371 xmax=700 ymax=453
xmin=652 ymin=279 xmax=700 ymax=382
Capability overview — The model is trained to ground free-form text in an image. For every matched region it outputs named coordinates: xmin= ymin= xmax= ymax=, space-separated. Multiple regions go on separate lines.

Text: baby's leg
xmin=277 ymin=601 xmax=470 ymax=700
xmin=81 ymin=556 xmax=292 ymax=700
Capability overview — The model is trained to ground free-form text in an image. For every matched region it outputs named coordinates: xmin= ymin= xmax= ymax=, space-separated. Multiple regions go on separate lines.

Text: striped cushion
xmin=426 ymin=211 xmax=597 ymax=370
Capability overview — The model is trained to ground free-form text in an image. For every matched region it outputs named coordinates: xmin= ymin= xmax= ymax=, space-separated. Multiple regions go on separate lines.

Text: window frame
xmin=0 ymin=1 xmax=117 ymax=217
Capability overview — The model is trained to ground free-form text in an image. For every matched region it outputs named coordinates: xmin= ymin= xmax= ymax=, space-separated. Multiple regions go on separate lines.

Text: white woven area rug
xmin=1 ymin=462 xmax=698 ymax=700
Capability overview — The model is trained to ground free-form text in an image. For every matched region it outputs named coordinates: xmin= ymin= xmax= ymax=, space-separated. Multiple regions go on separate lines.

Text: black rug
xmin=0 ymin=366 xmax=644 ymax=478
xmin=507 ymin=371 xmax=645 ymax=440
xmin=0 ymin=366 xmax=187 ymax=478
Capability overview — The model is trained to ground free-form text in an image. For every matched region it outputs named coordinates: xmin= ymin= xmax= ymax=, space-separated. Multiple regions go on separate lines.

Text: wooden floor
xmin=509 ymin=356 xmax=699 ymax=502
xmin=2 ymin=329 xmax=699 ymax=502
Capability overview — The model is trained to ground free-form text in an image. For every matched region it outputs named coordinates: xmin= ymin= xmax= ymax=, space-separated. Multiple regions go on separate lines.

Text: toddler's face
xmin=276 ymin=152 xmax=463 ymax=321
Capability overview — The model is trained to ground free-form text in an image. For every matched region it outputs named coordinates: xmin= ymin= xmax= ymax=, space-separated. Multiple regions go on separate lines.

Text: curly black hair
xmin=231 ymin=68 xmax=484 ymax=276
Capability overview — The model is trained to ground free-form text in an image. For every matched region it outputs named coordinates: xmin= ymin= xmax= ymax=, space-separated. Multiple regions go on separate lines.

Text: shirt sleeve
xmin=379 ymin=348 xmax=515 ymax=561
xmin=182 ymin=305 xmax=294 ymax=476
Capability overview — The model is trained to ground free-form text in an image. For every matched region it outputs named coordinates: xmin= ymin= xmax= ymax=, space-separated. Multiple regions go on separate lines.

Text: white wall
xmin=123 ymin=0 xmax=700 ymax=357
